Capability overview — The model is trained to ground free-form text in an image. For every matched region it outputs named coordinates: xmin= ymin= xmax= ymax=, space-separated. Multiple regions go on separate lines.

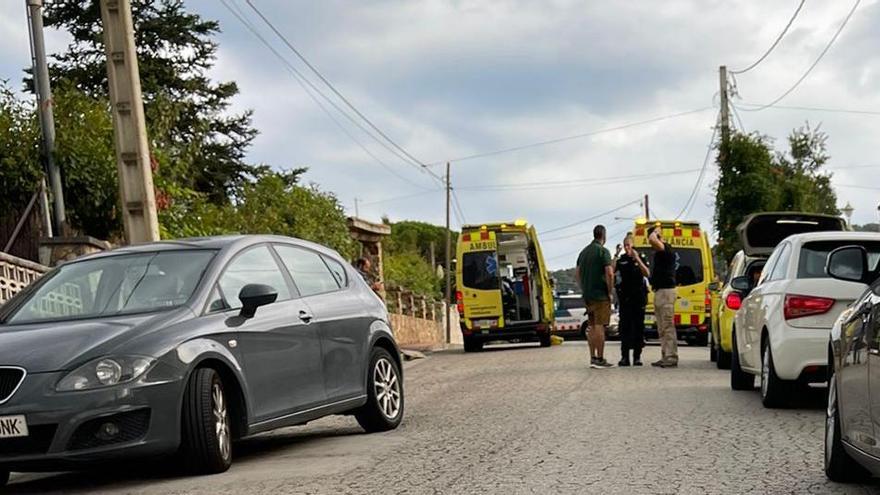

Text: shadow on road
xmin=4 ymin=425 xmax=363 ymax=494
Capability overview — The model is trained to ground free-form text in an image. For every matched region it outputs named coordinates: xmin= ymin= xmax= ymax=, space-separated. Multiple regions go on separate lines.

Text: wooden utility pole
xmin=444 ymin=162 xmax=452 ymax=344
xmin=719 ymin=65 xmax=731 ymax=150
xmin=100 ymin=0 xmax=159 ymax=244
xmin=644 ymin=194 xmax=650 ymax=220
xmin=26 ymin=0 xmax=64 ymax=236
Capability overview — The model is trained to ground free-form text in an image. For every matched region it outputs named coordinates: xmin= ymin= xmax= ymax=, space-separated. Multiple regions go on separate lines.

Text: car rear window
xmin=462 ymin=251 xmax=499 ymax=291
xmin=636 ymin=247 xmax=704 ymax=286
xmin=798 ymin=240 xmax=880 ymax=279
xmin=556 ymin=297 xmax=583 ymax=311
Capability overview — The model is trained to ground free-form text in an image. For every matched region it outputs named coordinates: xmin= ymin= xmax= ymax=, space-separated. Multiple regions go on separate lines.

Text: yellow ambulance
xmin=455 ymin=220 xmax=555 ymax=352
xmin=631 ymin=219 xmax=717 ymax=346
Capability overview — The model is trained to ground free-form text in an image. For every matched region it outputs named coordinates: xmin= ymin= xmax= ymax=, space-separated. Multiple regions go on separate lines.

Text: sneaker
xmin=633 ymin=359 xmax=643 ymax=366
xmin=651 ymin=359 xmax=666 ymax=367
xmin=594 ymin=358 xmax=615 ymax=369
xmin=659 ymin=360 xmax=678 ymax=368
xmin=618 ymin=358 xmax=631 ymax=367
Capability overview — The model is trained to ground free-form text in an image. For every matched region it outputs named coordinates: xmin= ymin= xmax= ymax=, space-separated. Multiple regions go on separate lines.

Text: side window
xmin=217 ymin=246 xmax=290 ymax=310
xmin=758 ymin=249 xmax=780 ymax=286
xmin=274 ymin=245 xmax=341 ymax=297
xmin=322 ymin=255 xmax=348 ymax=287
xmin=724 ymin=253 xmax=742 ymax=284
xmin=767 ymin=243 xmax=791 ymax=282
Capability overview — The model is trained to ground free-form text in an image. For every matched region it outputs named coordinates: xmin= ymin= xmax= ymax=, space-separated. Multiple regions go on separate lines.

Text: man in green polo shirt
xmin=576 ymin=225 xmax=615 ymax=369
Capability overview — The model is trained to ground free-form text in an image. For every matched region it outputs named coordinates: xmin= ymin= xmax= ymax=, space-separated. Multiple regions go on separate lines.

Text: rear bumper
xmin=770 ymin=326 xmax=829 ymax=381
xmin=644 ymin=324 xmax=710 ymax=341
xmin=462 ymin=322 xmax=549 ymax=343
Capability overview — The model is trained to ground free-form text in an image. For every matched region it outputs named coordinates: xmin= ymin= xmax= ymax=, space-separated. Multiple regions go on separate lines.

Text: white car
xmin=552 ymin=293 xmax=619 ymax=339
xmin=731 ymin=231 xmax=880 ymax=407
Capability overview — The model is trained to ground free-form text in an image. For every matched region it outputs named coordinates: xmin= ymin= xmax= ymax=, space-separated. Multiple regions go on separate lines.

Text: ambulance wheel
xmin=464 ymin=338 xmax=483 ymax=353
xmin=539 ymin=332 xmax=551 ymax=347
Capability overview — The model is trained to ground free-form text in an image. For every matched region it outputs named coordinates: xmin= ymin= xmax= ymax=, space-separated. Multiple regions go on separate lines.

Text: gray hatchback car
xmin=0 ymin=235 xmax=404 ymax=485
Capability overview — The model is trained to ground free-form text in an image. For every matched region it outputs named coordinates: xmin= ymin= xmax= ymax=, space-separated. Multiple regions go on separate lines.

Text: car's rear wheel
xmin=717 ymin=349 xmax=732 ymax=370
xmin=181 ymin=367 xmax=232 ymax=474
xmin=730 ymin=331 xmax=755 ymax=391
xmin=355 ymin=347 xmax=404 ymax=432
xmin=761 ymin=341 xmax=792 ymax=408
xmin=463 ymin=337 xmax=483 ymax=353
xmin=825 ymin=373 xmax=870 ymax=482
xmin=0 ymin=469 xmax=8 ymax=487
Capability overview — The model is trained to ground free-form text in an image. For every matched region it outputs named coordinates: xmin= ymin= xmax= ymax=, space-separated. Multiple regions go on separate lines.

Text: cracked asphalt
xmin=6 ymin=341 xmax=880 ymax=494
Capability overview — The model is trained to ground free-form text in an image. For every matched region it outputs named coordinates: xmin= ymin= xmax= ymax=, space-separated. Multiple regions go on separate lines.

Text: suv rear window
xmin=636 ymin=247 xmax=704 ymax=286
xmin=798 ymin=240 xmax=880 ymax=279
xmin=462 ymin=251 xmax=499 ymax=291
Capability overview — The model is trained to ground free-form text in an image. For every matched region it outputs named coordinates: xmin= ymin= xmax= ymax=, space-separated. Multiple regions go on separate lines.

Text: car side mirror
xmin=238 ymin=284 xmax=278 ymax=318
xmin=827 ymin=246 xmax=870 ymax=284
xmin=729 ymin=276 xmax=751 ymax=292
xmin=707 ymin=281 xmax=721 ymax=292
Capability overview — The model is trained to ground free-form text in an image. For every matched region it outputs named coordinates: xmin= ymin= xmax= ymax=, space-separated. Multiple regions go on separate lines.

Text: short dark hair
xmin=647 ymin=226 xmax=660 ymax=237
xmin=355 ymin=257 xmax=370 ymax=269
xmin=593 ymin=225 xmax=606 ymax=240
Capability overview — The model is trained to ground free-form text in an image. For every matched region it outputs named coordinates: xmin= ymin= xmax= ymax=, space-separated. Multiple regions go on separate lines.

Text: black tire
xmin=539 ymin=332 xmax=552 ymax=347
xmin=709 ymin=332 xmax=718 ymax=362
xmin=730 ymin=331 xmax=755 ymax=391
xmin=355 ymin=347 xmax=404 ymax=433
xmin=579 ymin=322 xmax=589 ymax=340
xmin=181 ymin=367 xmax=232 ymax=474
xmin=717 ymin=349 xmax=732 ymax=370
xmin=694 ymin=334 xmax=709 ymax=347
xmin=0 ymin=470 xmax=8 ymax=487
xmin=463 ymin=337 xmax=483 ymax=353
xmin=825 ymin=373 xmax=870 ymax=482
xmin=760 ymin=341 xmax=792 ymax=408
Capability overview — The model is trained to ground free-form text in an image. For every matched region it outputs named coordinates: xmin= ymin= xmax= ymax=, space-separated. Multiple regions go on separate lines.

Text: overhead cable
xmin=730 ymin=0 xmax=806 ymax=74
xmin=539 ymin=199 xmax=642 ymax=235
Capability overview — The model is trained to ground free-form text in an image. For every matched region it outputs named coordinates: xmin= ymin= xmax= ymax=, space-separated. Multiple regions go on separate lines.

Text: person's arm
xmin=634 ymin=254 xmax=650 ymax=277
xmin=648 ymin=231 xmax=665 ymax=251
xmin=604 ymin=265 xmax=614 ymax=299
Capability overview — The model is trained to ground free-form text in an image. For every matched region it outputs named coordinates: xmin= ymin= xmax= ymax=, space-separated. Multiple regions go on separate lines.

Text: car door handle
xmin=299 ymin=311 xmax=314 ymax=324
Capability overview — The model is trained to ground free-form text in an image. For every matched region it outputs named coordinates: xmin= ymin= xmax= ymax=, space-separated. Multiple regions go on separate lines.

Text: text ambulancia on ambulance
xmin=455 ymin=220 xmax=555 ymax=352
xmin=632 ymin=219 xmax=718 ymax=347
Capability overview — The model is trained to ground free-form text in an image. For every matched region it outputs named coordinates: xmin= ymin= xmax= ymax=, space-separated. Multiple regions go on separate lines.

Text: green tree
xmin=384 ymin=251 xmax=440 ymax=296
xmin=0 ymin=83 xmax=41 ymax=211
xmin=42 ymin=0 xmax=258 ymax=203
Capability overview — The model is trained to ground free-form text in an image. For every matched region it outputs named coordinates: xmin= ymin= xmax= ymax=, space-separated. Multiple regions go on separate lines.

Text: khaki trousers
xmin=654 ymin=288 xmax=678 ymax=362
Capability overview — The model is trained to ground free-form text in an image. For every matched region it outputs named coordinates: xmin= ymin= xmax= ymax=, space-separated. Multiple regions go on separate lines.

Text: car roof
xmin=73 ymin=235 xmax=343 ymax=262
xmin=781 ymin=231 xmax=880 ymax=245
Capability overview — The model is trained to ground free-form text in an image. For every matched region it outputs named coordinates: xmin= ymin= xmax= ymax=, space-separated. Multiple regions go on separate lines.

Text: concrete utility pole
xmin=444 ymin=162 xmax=452 ymax=344
xmin=644 ymin=194 xmax=650 ymax=220
xmin=100 ymin=0 xmax=160 ymax=244
xmin=26 ymin=0 xmax=64 ymax=236
xmin=719 ymin=65 xmax=731 ymax=150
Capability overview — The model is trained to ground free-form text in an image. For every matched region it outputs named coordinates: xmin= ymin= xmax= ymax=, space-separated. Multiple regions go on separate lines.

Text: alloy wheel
xmin=825 ymin=377 xmax=837 ymax=468
xmin=213 ymin=381 xmax=231 ymax=462
xmin=373 ymin=358 xmax=401 ymax=420
xmin=761 ymin=346 xmax=770 ymax=399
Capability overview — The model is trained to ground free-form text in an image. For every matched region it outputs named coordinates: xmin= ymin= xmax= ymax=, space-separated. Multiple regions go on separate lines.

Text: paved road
xmin=6 ymin=342 xmax=880 ymax=494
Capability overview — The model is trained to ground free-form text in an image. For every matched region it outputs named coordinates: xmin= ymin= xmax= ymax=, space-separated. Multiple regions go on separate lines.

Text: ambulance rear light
xmin=692 ymin=229 xmax=701 ymax=237
xmin=704 ymin=289 xmax=711 ymax=311
xmin=673 ymin=228 xmax=682 ymax=237
xmin=462 ymin=233 xmax=471 ymax=242
xmin=698 ymin=324 xmax=708 ymax=332
xmin=480 ymin=231 xmax=490 ymax=240
xmin=456 ymin=291 xmax=464 ymax=314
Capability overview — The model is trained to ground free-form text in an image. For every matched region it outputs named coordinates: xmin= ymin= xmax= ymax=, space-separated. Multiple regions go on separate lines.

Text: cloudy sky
xmin=2 ymin=0 xmax=879 ymax=269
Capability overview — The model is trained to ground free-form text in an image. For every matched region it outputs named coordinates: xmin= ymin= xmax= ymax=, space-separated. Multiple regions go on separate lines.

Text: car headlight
xmin=57 ymin=356 xmax=156 ymax=392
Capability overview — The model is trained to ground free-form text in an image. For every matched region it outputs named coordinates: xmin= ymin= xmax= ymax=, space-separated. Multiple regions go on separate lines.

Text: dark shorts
xmin=584 ymin=299 xmax=612 ymax=326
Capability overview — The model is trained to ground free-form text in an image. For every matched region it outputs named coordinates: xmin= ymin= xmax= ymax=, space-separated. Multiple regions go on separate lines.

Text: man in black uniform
xmin=615 ymin=234 xmax=650 ymax=366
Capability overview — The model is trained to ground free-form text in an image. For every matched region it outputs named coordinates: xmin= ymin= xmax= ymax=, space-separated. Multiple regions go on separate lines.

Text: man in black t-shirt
xmin=614 ymin=234 xmax=650 ymax=366
xmin=647 ymin=226 xmax=678 ymax=368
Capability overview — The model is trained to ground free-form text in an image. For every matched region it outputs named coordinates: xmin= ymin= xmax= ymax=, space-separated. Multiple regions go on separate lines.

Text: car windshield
xmin=3 ymin=250 xmax=216 ymax=324
xmin=636 ymin=247 xmax=704 ymax=286
xmin=556 ymin=297 xmax=583 ymax=311
xmin=798 ymin=240 xmax=880 ymax=279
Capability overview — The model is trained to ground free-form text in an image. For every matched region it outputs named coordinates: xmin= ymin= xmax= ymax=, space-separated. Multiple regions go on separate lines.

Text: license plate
xmin=474 ymin=319 xmax=496 ymax=328
xmin=0 ymin=415 xmax=28 ymax=439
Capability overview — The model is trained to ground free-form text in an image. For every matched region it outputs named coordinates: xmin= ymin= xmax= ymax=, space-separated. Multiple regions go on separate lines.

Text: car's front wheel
xmin=761 ymin=341 xmax=792 ymax=408
xmin=181 ymin=367 xmax=233 ymax=474
xmin=825 ymin=373 xmax=869 ymax=482
xmin=716 ymin=349 xmax=732 ymax=370
xmin=730 ymin=330 xmax=755 ymax=391
xmin=463 ymin=337 xmax=483 ymax=353
xmin=709 ymin=332 xmax=718 ymax=362
xmin=355 ymin=347 xmax=404 ymax=432
xmin=539 ymin=332 xmax=552 ymax=347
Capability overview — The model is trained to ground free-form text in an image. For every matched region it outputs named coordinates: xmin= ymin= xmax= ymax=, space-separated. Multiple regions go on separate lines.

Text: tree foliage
xmin=381 ymin=220 xmax=458 ymax=297
xmin=714 ymin=124 xmax=839 ymax=263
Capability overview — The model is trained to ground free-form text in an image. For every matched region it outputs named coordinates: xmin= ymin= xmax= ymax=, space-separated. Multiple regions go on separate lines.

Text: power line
xmin=360 ymin=189 xmax=442 ymax=207
xmin=676 ymin=111 xmax=720 ymax=220
xmin=740 ymin=0 xmax=862 ymax=112
xmin=220 ymin=0 xmax=435 ymax=190
xmin=736 ymin=102 xmax=880 ymax=116
xmin=544 ymin=226 xmax=631 ymax=263
xmin=428 ymin=107 xmax=715 ymax=166
xmin=730 ymin=0 xmax=806 ymax=75
xmin=542 ymin=218 xmax=632 ymax=243
xmin=457 ymin=169 xmax=702 ymax=192
xmin=244 ymin=0 xmax=442 ymax=183
xmin=539 ymin=199 xmax=642 ymax=235
xmin=451 ymin=189 xmax=467 ymax=225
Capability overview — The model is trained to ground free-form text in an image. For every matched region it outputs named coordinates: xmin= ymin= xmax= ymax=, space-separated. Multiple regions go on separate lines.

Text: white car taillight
xmin=783 ymin=294 xmax=835 ymax=320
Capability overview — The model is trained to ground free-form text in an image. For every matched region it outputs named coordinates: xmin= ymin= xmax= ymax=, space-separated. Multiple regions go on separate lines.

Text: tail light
xmin=784 ymin=294 xmax=835 ymax=320
xmin=725 ymin=293 xmax=742 ymax=310
xmin=704 ymin=289 xmax=711 ymax=313
xmin=456 ymin=291 xmax=464 ymax=314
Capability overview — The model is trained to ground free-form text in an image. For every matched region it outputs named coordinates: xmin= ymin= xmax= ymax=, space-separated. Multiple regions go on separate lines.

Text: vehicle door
xmin=838 ymin=288 xmax=876 ymax=452
xmin=528 ymin=225 xmax=554 ymax=325
xmin=210 ymin=244 xmax=325 ymax=421
xmin=740 ymin=245 xmax=784 ymax=369
xmin=274 ymin=244 xmax=369 ymax=402
xmin=458 ymin=231 xmax=503 ymax=329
